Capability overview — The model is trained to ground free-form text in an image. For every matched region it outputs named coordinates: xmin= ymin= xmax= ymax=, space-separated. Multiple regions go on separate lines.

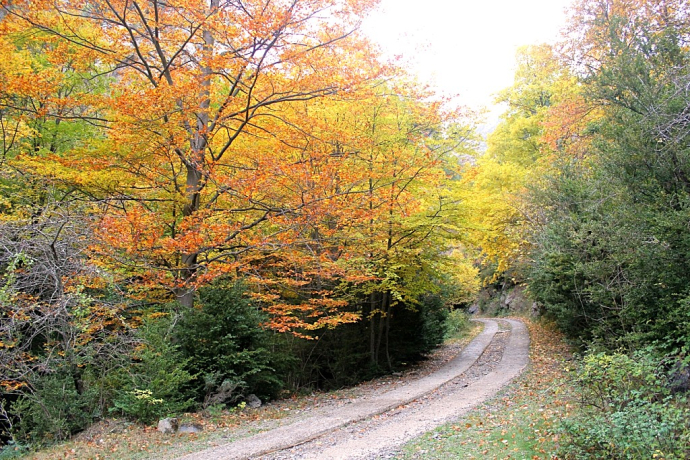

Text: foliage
xmin=0 ymin=0 xmax=388 ymax=316
xmin=559 ymin=351 xmax=690 ymax=459
xmin=0 ymin=441 xmax=27 ymax=460
xmin=0 ymin=206 xmax=136 ymax=443
xmin=313 ymin=295 xmax=443 ymax=387
xmin=460 ymin=44 xmax=585 ymax=283
xmin=0 ymin=0 xmax=482 ymax=447
xmin=174 ymin=281 xmax=289 ymax=405
xmin=527 ymin=0 xmax=690 ymax=352
xmin=3 ymin=314 xmax=480 ymax=460
xmin=384 ymin=293 xmax=449 ymax=364
xmin=111 ymin=316 xmax=195 ymax=425
xmin=12 ymin=372 xmax=100 ymax=444
xmin=284 ymin=318 xmax=377 ymax=390
xmin=0 ymin=0 xmax=480 ymax=338
xmin=444 ymin=309 xmax=471 ymax=341
xmin=527 ymin=159 xmax=632 ymax=347
xmin=0 ymin=0 xmax=481 ymax=444
xmin=275 ymin=288 xmax=454 ymax=391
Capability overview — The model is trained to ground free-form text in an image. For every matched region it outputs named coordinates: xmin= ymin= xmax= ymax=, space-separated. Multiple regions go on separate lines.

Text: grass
xmin=398 ymin=318 xmax=575 ymax=460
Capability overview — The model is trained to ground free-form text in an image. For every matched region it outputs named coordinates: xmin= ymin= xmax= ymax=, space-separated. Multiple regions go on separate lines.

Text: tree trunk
xmin=384 ymin=295 xmax=392 ymax=370
xmin=369 ymin=292 xmax=377 ymax=366
xmin=375 ymin=291 xmax=388 ymax=368
xmin=176 ymin=0 xmax=218 ymax=308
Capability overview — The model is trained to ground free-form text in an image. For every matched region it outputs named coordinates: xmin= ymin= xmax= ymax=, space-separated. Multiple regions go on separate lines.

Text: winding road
xmin=176 ymin=318 xmax=530 ymax=460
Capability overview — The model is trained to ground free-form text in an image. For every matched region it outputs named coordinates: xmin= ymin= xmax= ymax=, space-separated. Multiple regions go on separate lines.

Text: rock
xmin=468 ymin=304 xmax=479 ymax=315
xmin=178 ymin=423 xmax=203 ymax=434
xmin=157 ymin=417 xmax=178 ymax=434
xmin=72 ymin=419 xmax=131 ymax=443
xmin=246 ymin=394 xmax=262 ymax=409
xmin=205 ymin=379 xmax=240 ymax=407
xmin=503 ymin=290 xmax=517 ymax=308
xmin=158 ymin=418 xmax=203 ymax=434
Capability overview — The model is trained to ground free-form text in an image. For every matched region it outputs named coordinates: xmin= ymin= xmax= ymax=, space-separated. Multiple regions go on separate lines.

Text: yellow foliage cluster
xmin=460 ymin=44 xmax=600 ymax=282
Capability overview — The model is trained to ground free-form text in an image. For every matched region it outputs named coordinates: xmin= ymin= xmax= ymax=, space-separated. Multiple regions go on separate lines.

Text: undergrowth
xmin=559 ymin=351 xmax=690 ymax=459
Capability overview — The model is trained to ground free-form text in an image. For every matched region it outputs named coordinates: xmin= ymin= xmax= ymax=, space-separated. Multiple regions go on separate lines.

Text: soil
xmin=174 ymin=318 xmax=530 ymax=460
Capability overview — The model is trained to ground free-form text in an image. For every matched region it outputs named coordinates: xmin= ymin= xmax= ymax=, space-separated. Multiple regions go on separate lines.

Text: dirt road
xmin=176 ymin=318 xmax=529 ymax=460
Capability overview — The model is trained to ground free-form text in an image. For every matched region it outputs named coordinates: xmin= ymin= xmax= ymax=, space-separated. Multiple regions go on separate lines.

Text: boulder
xmin=531 ymin=302 xmax=541 ymax=316
xmin=246 ymin=394 xmax=262 ymax=409
xmin=157 ymin=417 xmax=178 ymax=434
xmin=178 ymin=423 xmax=203 ymax=434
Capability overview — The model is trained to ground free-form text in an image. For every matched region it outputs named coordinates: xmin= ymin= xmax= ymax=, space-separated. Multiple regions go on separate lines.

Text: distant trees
xmin=460 ymin=44 xmax=580 ymax=282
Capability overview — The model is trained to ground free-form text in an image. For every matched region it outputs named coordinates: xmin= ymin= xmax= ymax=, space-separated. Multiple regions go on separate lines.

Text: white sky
xmin=361 ymin=0 xmax=574 ymax=112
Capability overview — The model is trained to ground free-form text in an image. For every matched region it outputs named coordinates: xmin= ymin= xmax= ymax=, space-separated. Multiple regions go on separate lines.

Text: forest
xmin=0 ymin=0 xmax=689 ymax=457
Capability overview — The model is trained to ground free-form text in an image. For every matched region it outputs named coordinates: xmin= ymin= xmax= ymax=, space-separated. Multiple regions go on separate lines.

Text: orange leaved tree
xmin=0 ymin=0 xmax=384 ymax=327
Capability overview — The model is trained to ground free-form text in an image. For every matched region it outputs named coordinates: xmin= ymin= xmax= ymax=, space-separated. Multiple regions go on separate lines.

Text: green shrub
xmin=559 ymin=351 xmax=690 ymax=459
xmin=0 ymin=441 xmax=27 ymax=460
xmin=12 ymin=370 xmax=99 ymax=443
xmin=111 ymin=315 xmax=195 ymax=424
xmin=444 ymin=309 xmax=470 ymax=340
xmin=175 ymin=281 xmax=289 ymax=406
xmin=417 ymin=293 xmax=450 ymax=351
xmin=378 ymin=293 xmax=449 ymax=367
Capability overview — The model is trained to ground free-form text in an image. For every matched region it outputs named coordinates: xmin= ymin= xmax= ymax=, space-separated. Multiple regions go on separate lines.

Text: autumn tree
xmin=459 ymin=45 xmax=580 ymax=282
xmin=0 ymin=0 xmax=387 ymax=323
xmin=0 ymin=0 xmax=400 ymax=438
xmin=308 ymin=83 xmax=477 ymax=367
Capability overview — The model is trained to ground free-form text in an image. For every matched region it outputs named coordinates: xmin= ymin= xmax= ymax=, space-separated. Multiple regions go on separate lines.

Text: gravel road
xmin=176 ymin=318 xmax=529 ymax=460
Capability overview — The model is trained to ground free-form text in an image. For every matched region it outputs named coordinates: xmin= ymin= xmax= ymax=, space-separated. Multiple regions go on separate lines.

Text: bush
xmin=111 ymin=316 xmax=195 ymax=424
xmin=368 ymin=292 xmax=450 ymax=371
xmin=559 ymin=351 xmax=690 ymax=459
xmin=444 ymin=309 xmax=471 ymax=340
xmin=175 ymin=281 xmax=289 ymax=406
xmin=0 ymin=441 xmax=27 ymax=460
xmin=392 ymin=293 xmax=449 ymax=359
xmin=12 ymin=371 xmax=99 ymax=444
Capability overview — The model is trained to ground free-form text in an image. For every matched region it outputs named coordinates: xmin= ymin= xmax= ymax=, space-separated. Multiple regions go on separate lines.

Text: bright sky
xmin=361 ymin=0 xmax=574 ymax=112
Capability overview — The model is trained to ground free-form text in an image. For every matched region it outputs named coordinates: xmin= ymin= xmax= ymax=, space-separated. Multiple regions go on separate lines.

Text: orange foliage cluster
xmin=0 ymin=0 xmax=469 ymax=333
